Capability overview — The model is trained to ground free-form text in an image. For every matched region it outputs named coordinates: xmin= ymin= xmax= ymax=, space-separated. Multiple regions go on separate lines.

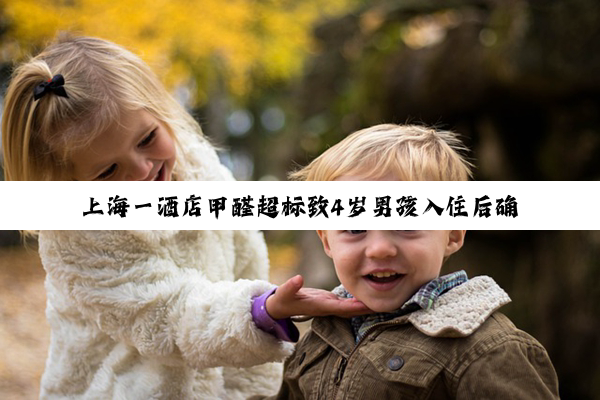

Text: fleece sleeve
xmin=232 ymin=229 xmax=271 ymax=280
xmin=38 ymin=230 xmax=294 ymax=370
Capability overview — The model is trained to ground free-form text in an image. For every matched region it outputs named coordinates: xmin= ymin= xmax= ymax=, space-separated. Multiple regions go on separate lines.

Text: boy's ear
xmin=444 ymin=230 xmax=466 ymax=257
xmin=316 ymin=230 xmax=333 ymax=258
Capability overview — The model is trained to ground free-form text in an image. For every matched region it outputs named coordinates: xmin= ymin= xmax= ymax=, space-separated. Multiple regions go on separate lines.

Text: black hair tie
xmin=33 ymin=74 xmax=69 ymax=101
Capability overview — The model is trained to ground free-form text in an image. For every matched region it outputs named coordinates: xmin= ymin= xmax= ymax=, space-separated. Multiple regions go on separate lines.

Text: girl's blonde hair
xmin=290 ymin=124 xmax=473 ymax=181
xmin=2 ymin=34 xmax=203 ymax=180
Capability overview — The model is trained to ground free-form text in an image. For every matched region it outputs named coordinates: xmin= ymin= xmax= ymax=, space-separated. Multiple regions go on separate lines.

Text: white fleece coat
xmin=38 ymin=132 xmax=294 ymax=399
xmin=173 ymin=126 xmax=234 ymax=181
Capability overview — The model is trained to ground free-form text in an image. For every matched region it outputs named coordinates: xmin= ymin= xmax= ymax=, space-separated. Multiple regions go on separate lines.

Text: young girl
xmin=2 ymin=37 xmax=233 ymax=181
xmin=1 ymin=35 xmax=367 ymax=399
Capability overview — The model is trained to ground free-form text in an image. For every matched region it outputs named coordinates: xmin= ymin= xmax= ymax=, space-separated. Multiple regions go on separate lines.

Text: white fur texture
xmin=333 ymin=276 xmax=511 ymax=338
xmin=172 ymin=127 xmax=235 ymax=183
xmin=407 ymin=276 xmax=511 ymax=337
xmin=38 ymin=135 xmax=293 ymax=399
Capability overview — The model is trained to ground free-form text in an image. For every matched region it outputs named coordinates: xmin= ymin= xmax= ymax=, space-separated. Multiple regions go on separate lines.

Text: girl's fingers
xmin=277 ymin=275 xmax=303 ymax=300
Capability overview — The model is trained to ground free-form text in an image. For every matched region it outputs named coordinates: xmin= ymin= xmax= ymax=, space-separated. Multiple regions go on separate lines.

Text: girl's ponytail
xmin=2 ymin=60 xmax=63 ymax=180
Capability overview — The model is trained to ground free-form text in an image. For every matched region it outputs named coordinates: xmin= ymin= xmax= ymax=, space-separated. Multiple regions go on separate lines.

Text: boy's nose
xmin=365 ymin=232 xmax=398 ymax=259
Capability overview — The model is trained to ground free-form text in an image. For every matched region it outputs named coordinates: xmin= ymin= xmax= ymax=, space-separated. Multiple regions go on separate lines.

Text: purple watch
xmin=252 ymin=287 xmax=299 ymax=342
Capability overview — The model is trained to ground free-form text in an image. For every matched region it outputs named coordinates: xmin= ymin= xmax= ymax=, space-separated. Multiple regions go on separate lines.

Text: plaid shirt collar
xmin=340 ymin=270 xmax=469 ymax=342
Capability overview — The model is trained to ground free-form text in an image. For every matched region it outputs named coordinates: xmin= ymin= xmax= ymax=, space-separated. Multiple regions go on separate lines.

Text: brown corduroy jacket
xmin=259 ymin=276 xmax=560 ymax=400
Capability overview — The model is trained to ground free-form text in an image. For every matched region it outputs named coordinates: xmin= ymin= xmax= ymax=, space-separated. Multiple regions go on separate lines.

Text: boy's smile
xmin=364 ymin=269 xmax=406 ymax=291
xmin=318 ymin=230 xmax=466 ymax=312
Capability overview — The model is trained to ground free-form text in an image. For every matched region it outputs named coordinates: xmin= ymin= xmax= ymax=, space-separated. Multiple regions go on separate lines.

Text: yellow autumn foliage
xmin=0 ymin=0 xmax=356 ymax=103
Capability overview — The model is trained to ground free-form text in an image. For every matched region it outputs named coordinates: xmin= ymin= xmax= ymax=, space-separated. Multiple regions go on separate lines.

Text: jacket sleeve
xmin=456 ymin=333 xmax=560 ymax=399
xmin=248 ymin=328 xmax=325 ymax=400
xmin=39 ymin=230 xmax=294 ymax=371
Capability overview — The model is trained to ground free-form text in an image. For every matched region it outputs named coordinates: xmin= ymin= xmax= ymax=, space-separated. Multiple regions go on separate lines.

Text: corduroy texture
xmin=261 ymin=277 xmax=560 ymax=400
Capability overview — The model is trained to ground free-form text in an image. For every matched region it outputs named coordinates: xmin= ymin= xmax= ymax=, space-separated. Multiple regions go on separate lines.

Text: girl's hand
xmin=265 ymin=275 xmax=372 ymax=319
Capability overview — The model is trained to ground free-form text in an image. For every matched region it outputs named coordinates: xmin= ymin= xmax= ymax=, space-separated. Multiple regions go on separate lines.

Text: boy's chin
xmin=363 ymin=300 xmax=404 ymax=313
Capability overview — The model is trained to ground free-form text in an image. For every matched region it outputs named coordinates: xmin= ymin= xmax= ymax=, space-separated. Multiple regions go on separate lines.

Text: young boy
xmin=289 ymin=124 xmax=473 ymax=181
xmin=262 ymin=124 xmax=560 ymax=399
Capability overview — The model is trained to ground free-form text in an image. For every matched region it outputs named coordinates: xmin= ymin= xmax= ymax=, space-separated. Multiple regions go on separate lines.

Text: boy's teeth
xmin=371 ymin=272 xmax=396 ymax=278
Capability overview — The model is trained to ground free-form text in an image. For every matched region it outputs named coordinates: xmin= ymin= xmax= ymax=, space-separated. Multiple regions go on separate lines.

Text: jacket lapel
xmin=407 ymin=276 xmax=511 ymax=337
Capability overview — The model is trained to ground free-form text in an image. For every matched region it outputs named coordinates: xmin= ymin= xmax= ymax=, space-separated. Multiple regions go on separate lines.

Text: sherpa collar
xmin=329 ymin=276 xmax=511 ymax=340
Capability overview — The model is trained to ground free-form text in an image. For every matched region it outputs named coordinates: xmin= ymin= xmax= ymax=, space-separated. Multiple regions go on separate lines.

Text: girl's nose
xmin=126 ymin=157 xmax=153 ymax=181
xmin=365 ymin=231 xmax=398 ymax=259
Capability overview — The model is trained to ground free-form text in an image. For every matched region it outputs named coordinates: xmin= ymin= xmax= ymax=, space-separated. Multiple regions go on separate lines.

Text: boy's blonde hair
xmin=2 ymin=34 xmax=203 ymax=181
xmin=290 ymin=124 xmax=473 ymax=181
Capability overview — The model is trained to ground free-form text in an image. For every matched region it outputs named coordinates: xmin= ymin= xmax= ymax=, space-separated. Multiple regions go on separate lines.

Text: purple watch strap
xmin=252 ymin=287 xmax=299 ymax=342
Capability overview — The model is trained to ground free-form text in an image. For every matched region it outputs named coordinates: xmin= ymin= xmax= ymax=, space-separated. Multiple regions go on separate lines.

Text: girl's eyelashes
xmin=138 ymin=130 xmax=156 ymax=148
xmin=95 ymin=164 xmax=117 ymax=180
xmin=91 ymin=128 xmax=156 ymax=180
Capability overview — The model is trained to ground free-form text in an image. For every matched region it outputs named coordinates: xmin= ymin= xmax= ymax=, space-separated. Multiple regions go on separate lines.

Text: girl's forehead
xmin=68 ymin=110 xmax=160 ymax=176
xmin=113 ymin=109 xmax=156 ymax=131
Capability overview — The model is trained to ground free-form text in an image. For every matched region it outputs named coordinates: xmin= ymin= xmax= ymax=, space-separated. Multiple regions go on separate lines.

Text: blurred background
xmin=1 ymin=231 xmax=599 ymax=399
xmin=2 ymin=0 xmax=600 ymax=182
